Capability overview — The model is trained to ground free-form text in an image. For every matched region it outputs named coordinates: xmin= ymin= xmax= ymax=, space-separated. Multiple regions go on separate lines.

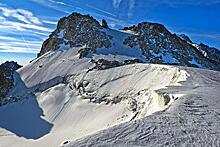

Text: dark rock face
xmin=101 ymin=19 xmax=109 ymax=28
xmin=38 ymin=13 xmax=111 ymax=57
xmin=93 ymin=59 xmax=121 ymax=70
xmin=38 ymin=12 xmax=220 ymax=71
xmin=122 ymin=22 xmax=220 ymax=70
xmin=1 ymin=61 xmax=22 ymax=71
xmin=197 ymin=43 xmax=220 ymax=64
xmin=78 ymin=48 xmax=93 ymax=59
xmin=178 ymin=34 xmax=193 ymax=43
xmin=0 ymin=61 xmax=22 ymax=106
xmin=124 ymin=59 xmax=143 ymax=65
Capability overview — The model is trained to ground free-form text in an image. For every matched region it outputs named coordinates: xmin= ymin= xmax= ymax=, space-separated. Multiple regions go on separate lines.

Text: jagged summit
xmin=178 ymin=34 xmax=193 ymax=43
xmin=1 ymin=12 xmax=220 ymax=147
xmin=38 ymin=13 xmax=220 ymax=71
xmin=0 ymin=61 xmax=22 ymax=106
xmin=123 ymin=22 xmax=220 ymax=70
xmin=38 ymin=12 xmax=111 ymax=57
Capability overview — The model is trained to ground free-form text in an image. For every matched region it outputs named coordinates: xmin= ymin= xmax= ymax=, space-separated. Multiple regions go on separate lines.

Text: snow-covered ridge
xmin=38 ymin=12 xmax=220 ymax=71
xmin=0 ymin=45 xmax=189 ymax=147
xmin=69 ymin=68 xmax=220 ymax=147
xmin=0 ymin=12 xmax=220 ymax=147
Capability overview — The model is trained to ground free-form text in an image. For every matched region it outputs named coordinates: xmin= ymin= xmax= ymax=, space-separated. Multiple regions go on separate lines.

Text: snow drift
xmin=0 ymin=44 xmax=189 ymax=147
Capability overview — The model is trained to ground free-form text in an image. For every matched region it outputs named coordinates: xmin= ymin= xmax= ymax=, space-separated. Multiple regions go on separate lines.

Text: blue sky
xmin=0 ymin=0 xmax=220 ymax=65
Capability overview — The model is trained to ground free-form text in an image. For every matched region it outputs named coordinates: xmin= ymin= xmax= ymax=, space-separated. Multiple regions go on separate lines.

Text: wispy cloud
xmin=42 ymin=20 xmax=58 ymax=25
xmin=0 ymin=42 xmax=41 ymax=53
xmin=128 ymin=0 xmax=135 ymax=17
xmin=0 ymin=36 xmax=18 ymax=41
xmin=0 ymin=4 xmax=53 ymax=53
xmin=86 ymin=4 xmax=117 ymax=17
xmin=29 ymin=0 xmax=72 ymax=14
xmin=188 ymin=32 xmax=220 ymax=42
xmin=140 ymin=0 xmax=220 ymax=7
xmin=0 ymin=6 xmax=42 ymax=25
xmin=29 ymin=0 xmax=131 ymax=27
xmin=0 ymin=35 xmax=43 ymax=53
xmin=112 ymin=0 xmax=123 ymax=8
xmin=0 ymin=20 xmax=53 ymax=32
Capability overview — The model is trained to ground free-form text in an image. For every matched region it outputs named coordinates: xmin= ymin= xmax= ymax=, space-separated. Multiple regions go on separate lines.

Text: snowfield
xmin=69 ymin=68 xmax=220 ymax=147
xmin=0 ymin=45 xmax=219 ymax=147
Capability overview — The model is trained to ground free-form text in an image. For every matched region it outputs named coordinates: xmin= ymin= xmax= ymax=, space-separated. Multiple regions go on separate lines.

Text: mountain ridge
xmin=0 ymin=12 xmax=220 ymax=147
xmin=38 ymin=12 xmax=220 ymax=71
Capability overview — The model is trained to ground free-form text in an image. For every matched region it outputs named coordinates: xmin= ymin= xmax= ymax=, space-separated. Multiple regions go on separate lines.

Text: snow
xmin=58 ymin=42 xmax=70 ymax=50
xmin=119 ymin=30 xmax=138 ymax=35
xmin=191 ymin=43 xmax=200 ymax=49
xmin=57 ymin=29 xmax=65 ymax=38
xmin=161 ymin=52 xmax=179 ymax=64
xmin=0 ymin=44 xmax=189 ymax=147
xmin=149 ymin=49 xmax=179 ymax=64
xmin=189 ymin=58 xmax=203 ymax=68
xmin=69 ymin=68 xmax=220 ymax=147
xmin=91 ymin=28 xmax=146 ymax=62
xmin=0 ymin=28 xmax=219 ymax=147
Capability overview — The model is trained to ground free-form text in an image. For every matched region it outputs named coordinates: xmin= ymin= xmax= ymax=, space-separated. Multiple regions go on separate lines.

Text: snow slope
xmin=0 ymin=45 xmax=189 ymax=147
xmin=0 ymin=25 xmax=219 ymax=147
xmin=69 ymin=68 xmax=220 ymax=147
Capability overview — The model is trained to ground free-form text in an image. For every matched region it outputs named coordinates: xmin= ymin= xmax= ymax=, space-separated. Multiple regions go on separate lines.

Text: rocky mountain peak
xmin=1 ymin=61 xmax=22 ymax=71
xmin=122 ymin=22 xmax=220 ymax=70
xmin=38 ymin=13 xmax=220 ymax=71
xmin=38 ymin=12 xmax=111 ymax=57
xmin=178 ymin=34 xmax=193 ymax=43
xmin=0 ymin=61 xmax=22 ymax=106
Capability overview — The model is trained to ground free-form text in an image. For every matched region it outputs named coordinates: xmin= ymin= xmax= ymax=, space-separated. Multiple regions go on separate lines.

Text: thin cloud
xmin=29 ymin=0 xmax=130 ymax=27
xmin=0 ymin=43 xmax=40 ymax=53
xmin=0 ymin=6 xmax=42 ymax=25
xmin=0 ymin=35 xmax=43 ymax=53
xmin=112 ymin=0 xmax=123 ymax=8
xmin=0 ymin=36 xmax=18 ymax=41
xmin=42 ymin=20 xmax=57 ymax=25
xmin=128 ymin=0 xmax=135 ymax=17
xmin=0 ymin=20 xmax=53 ymax=32
xmin=29 ymin=0 xmax=72 ymax=14
xmin=48 ymin=0 xmax=73 ymax=7
xmin=143 ymin=0 xmax=220 ymax=7
xmin=86 ymin=4 xmax=117 ymax=17
xmin=188 ymin=33 xmax=220 ymax=41
xmin=0 ymin=4 xmax=52 ymax=53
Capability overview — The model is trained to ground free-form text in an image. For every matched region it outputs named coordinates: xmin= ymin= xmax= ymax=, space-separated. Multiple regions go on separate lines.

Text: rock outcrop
xmin=38 ymin=13 xmax=220 ymax=71
xmin=38 ymin=13 xmax=112 ymax=57
xmin=122 ymin=22 xmax=220 ymax=70
xmin=0 ymin=61 xmax=22 ymax=106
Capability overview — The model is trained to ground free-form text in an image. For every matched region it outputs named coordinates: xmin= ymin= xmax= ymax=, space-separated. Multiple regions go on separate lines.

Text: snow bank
xmin=0 ymin=32 xmax=189 ymax=147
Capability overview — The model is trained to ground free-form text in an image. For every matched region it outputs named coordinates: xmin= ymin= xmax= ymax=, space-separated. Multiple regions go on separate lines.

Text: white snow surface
xmin=69 ymin=68 xmax=220 ymax=147
xmin=91 ymin=28 xmax=146 ymax=62
xmin=0 ymin=28 xmax=219 ymax=147
xmin=0 ymin=44 xmax=190 ymax=147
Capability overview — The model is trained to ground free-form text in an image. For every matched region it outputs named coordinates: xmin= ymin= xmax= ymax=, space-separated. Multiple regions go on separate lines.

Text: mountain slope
xmin=0 ymin=12 xmax=220 ymax=147
xmin=69 ymin=68 xmax=220 ymax=147
xmin=38 ymin=12 xmax=220 ymax=71
xmin=0 ymin=48 xmax=188 ymax=146
xmin=0 ymin=61 xmax=22 ymax=106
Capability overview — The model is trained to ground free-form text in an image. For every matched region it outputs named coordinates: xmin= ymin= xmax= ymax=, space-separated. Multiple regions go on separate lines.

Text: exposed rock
xmin=178 ymin=34 xmax=193 ymax=43
xmin=0 ymin=61 xmax=22 ymax=106
xmin=101 ymin=19 xmax=109 ymax=28
xmin=122 ymin=22 xmax=220 ymax=70
xmin=124 ymin=59 xmax=143 ymax=65
xmin=93 ymin=59 xmax=121 ymax=70
xmin=38 ymin=12 xmax=112 ymax=57
xmin=78 ymin=47 xmax=93 ymax=59
xmin=38 ymin=12 xmax=220 ymax=71
xmin=197 ymin=43 xmax=220 ymax=64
